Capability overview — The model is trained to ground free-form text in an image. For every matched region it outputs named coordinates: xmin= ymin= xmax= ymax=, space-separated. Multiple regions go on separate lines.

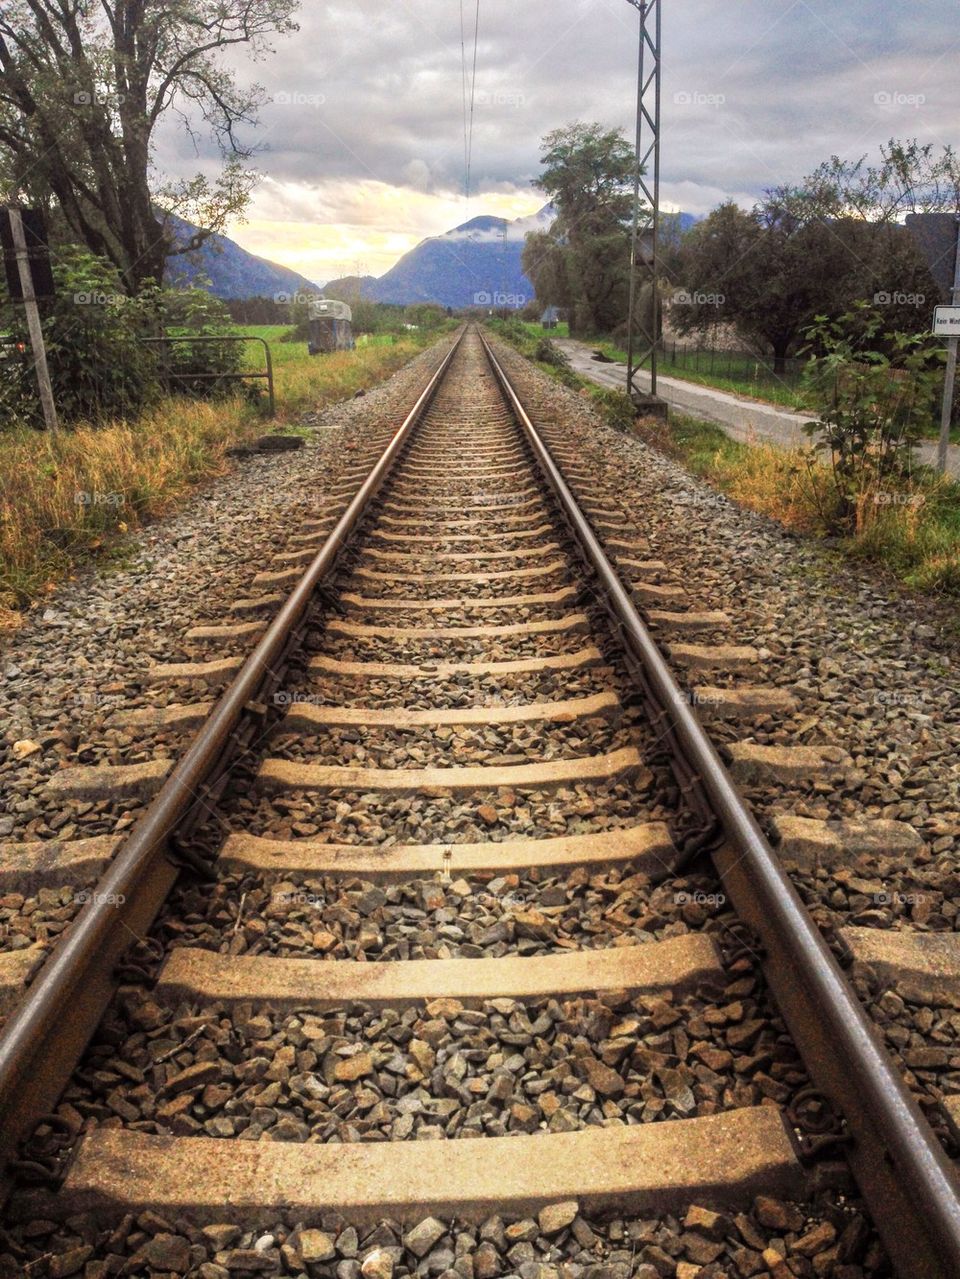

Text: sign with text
xmin=933 ymin=305 xmax=960 ymax=337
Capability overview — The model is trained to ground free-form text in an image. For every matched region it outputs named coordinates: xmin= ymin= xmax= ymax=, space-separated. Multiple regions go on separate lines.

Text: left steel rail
xmin=0 ymin=328 xmax=465 ymax=1196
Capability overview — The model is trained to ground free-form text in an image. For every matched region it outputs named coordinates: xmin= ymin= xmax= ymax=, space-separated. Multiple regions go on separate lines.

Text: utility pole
xmin=937 ymin=216 xmax=960 ymax=474
xmin=7 ymin=208 xmax=58 ymax=432
xmin=624 ymin=0 xmax=663 ymax=414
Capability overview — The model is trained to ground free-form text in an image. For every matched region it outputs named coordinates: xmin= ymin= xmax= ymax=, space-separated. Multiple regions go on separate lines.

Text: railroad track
xmin=0 ymin=324 xmax=959 ymax=1277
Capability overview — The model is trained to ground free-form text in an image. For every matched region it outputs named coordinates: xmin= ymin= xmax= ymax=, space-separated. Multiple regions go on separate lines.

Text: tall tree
xmin=0 ymin=0 xmax=298 ymax=292
xmin=523 ymin=122 xmax=635 ymax=336
xmin=674 ymin=193 xmax=937 ymax=371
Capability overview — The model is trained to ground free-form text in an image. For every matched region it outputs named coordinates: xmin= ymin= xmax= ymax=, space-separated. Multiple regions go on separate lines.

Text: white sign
xmin=933 ymin=305 xmax=960 ymax=337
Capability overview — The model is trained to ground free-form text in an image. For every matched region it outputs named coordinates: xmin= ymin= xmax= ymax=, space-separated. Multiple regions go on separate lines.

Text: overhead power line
xmin=460 ymin=0 xmax=481 ymax=206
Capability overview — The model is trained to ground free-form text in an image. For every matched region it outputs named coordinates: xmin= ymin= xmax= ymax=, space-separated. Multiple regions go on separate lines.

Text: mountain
xmin=352 ymin=206 xmax=557 ymax=309
xmin=165 ymin=205 xmax=699 ymax=307
xmin=164 ymin=215 xmax=320 ymax=301
xmin=321 ymin=275 xmax=381 ymax=305
xmin=325 ymin=206 xmax=699 ymax=309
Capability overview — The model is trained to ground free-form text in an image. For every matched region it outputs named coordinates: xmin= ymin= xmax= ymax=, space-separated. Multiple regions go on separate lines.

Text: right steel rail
xmin=480 ymin=329 xmax=960 ymax=1279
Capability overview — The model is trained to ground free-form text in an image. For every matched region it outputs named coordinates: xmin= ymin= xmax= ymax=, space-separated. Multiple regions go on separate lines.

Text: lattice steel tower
xmin=625 ymin=0 xmax=662 ymax=402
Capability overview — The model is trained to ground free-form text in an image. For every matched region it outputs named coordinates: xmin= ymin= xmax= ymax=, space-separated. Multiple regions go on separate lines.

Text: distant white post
xmin=7 ymin=207 xmax=59 ymax=432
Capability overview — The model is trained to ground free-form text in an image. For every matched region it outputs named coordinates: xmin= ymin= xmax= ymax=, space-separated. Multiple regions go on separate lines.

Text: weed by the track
xmin=0 ymin=334 xmax=440 ymax=620
xmin=653 ymin=414 xmax=960 ymax=598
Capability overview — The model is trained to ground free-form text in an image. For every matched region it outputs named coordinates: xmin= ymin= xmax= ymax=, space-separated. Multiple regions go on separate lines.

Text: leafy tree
xmin=799 ymin=139 xmax=960 ymax=223
xmin=673 ymin=196 xmax=937 ymax=371
xmin=523 ymin=122 xmax=635 ymax=336
xmin=0 ymin=0 xmax=298 ymax=292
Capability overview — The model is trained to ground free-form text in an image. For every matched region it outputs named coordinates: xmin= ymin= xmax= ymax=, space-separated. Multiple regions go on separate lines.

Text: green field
xmin=230 ymin=324 xmax=401 ymax=371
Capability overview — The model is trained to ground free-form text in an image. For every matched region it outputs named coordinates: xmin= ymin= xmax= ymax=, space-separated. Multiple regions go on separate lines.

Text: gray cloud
xmin=157 ymin=0 xmax=960 ymax=216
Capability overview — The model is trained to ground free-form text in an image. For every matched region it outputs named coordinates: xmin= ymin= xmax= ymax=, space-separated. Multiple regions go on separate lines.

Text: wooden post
xmin=8 ymin=208 xmax=58 ymax=432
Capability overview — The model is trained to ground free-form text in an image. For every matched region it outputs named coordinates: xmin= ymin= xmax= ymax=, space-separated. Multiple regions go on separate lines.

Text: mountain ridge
xmin=165 ymin=214 xmax=321 ymax=301
xmin=168 ymin=206 xmax=698 ymax=307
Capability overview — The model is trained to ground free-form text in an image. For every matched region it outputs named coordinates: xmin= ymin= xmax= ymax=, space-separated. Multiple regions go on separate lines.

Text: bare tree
xmin=798 ymin=139 xmax=960 ymax=223
xmin=0 ymin=0 xmax=298 ymax=292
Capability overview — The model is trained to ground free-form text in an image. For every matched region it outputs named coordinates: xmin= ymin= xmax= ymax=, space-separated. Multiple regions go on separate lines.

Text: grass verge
xmin=512 ymin=322 xmax=960 ymax=440
xmin=587 ymin=336 xmax=812 ymax=411
xmin=484 ymin=319 xmax=638 ymax=434
xmin=0 ymin=330 xmax=445 ymax=620
xmin=644 ymin=414 xmax=960 ymax=598
xmin=488 ymin=317 xmax=960 ymax=599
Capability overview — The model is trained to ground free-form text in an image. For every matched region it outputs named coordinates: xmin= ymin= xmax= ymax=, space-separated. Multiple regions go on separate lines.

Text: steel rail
xmin=478 ymin=327 xmax=960 ymax=1279
xmin=0 ymin=327 xmax=466 ymax=1196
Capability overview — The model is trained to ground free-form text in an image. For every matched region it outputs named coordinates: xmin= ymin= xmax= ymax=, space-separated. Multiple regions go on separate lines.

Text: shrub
xmin=802 ymin=304 xmax=944 ymax=531
xmin=0 ymin=247 xmax=160 ymax=426
xmin=143 ymin=282 xmax=245 ymax=400
xmin=533 ymin=337 xmax=570 ymax=368
xmin=0 ymin=249 xmax=248 ymax=428
xmin=589 ymin=386 xmax=637 ymax=433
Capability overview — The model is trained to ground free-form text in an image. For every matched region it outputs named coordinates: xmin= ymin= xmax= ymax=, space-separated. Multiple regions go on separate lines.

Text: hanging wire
xmin=459 ymin=0 xmax=469 ymax=199
xmin=464 ymin=0 xmax=480 ymax=206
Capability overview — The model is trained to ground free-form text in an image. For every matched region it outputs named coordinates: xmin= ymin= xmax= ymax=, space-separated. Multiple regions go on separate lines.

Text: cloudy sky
xmin=158 ymin=0 xmax=960 ymax=284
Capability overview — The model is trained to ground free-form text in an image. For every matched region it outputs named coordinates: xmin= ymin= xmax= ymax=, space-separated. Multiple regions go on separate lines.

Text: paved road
xmin=556 ymin=338 xmax=960 ymax=480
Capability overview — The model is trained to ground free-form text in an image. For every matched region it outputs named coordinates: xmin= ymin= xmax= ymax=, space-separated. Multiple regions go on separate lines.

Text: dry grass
xmin=653 ymin=415 xmax=960 ymax=599
xmin=268 ymin=337 xmax=426 ymax=416
xmin=0 ymin=335 xmax=433 ymax=617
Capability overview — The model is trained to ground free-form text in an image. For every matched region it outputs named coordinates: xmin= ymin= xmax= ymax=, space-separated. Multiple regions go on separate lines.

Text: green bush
xmin=144 ymin=282 xmax=245 ymax=400
xmin=533 ymin=337 xmax=570 ymax=368
xmin=0 ymin=248 xmax=246 ymax=427
xmin=802 ymin=304 xmax=944 ymax=530
xmin=0 ymin=247 xmax=160 ymax=426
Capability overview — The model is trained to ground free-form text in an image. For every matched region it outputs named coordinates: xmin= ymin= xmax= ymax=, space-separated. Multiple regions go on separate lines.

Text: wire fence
xmin=649 ymin=340 xmax=808 ymax=393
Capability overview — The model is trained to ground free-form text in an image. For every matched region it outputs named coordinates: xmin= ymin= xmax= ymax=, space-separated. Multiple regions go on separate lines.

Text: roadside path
xmin=556 ymin=338 xmax=960 ymax=479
